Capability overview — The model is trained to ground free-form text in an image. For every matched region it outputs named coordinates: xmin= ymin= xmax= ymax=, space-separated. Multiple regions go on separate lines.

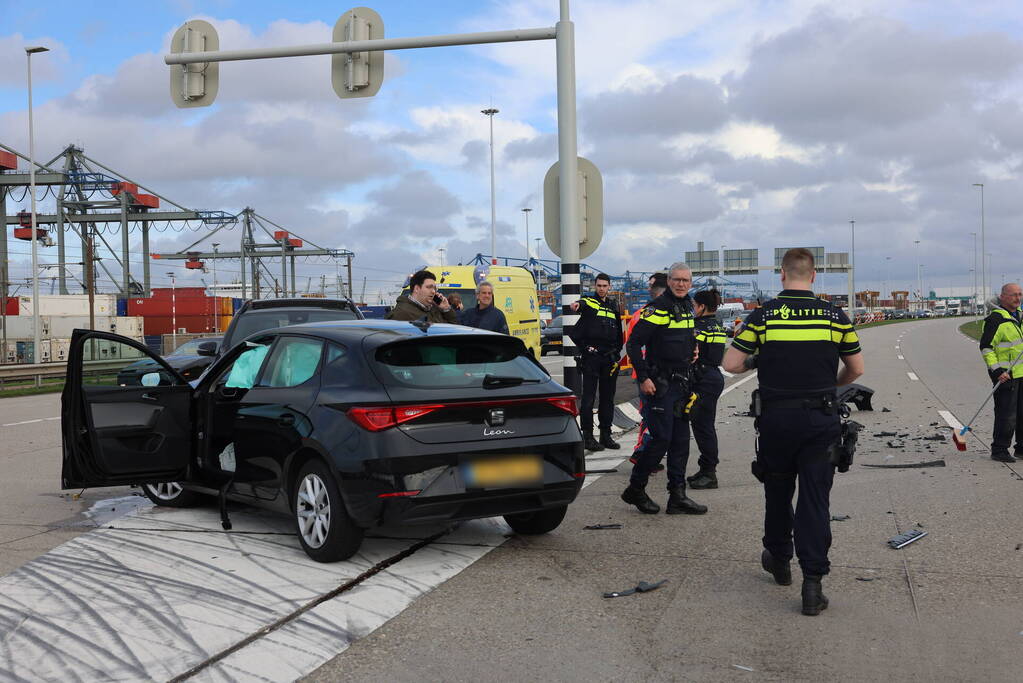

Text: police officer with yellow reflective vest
xmin=621 ymin=262 xmax=707 ymax=516
xmin=979 ymin=283 xmax=1023 ymax=463
xmin=723 ymin=248 xmax=863 ymax=616
xmin=569 ymin=273 xmax=624 ymax=452
xmin=686 ymin=289 xmax=729 ymax=489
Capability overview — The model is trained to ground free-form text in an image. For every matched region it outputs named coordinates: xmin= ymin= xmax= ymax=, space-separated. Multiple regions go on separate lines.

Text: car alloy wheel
xmin=292 ymin=459 xmax=364 ymax=562
xmin=141 ymin=481 xmax=204 ymax=508
xmin=149 ymin=482 xmax=184 ymax=500
xmin=296 ymin=473 xmax=331 ymax=549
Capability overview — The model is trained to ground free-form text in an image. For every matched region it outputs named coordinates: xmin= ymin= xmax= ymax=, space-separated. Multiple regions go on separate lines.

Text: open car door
xmin=61 ymin=329 xmax=193 ymax=489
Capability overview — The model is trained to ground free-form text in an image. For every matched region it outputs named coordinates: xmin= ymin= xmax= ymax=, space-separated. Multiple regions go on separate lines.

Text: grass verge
xmin=959 ymin=320 xmax=984 ymax=340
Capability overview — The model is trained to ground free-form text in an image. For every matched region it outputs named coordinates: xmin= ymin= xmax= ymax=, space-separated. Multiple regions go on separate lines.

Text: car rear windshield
xmin=374 ymin=337 xmax=548 ymax=388
xmin=229 ymin=309 xmax=358 ymax=344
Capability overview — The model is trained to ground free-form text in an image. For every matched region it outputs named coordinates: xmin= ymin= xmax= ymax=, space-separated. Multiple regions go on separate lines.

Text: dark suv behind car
xmin=217 ymin=298 xmax=364 ymax=358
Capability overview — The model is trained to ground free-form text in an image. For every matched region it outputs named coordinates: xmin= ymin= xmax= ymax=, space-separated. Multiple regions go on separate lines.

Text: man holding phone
xmin=388 ymin=269 xmax=459 ymax=324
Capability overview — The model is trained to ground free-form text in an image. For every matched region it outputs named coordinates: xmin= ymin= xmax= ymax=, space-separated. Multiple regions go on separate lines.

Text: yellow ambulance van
xmin=421 ymin=264 xmax=542 ymax=358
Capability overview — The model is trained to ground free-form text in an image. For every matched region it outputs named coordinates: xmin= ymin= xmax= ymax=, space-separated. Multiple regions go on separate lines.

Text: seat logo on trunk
xmin=487 ymin=408 xmax=506 ymax=426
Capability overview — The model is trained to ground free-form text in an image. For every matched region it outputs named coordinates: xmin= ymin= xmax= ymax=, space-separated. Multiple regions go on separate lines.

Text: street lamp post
xmin=522 ymin=208 xmax=532 ymax=262
xmin=914 ymin=239 xmax=922 ymax=311
xmin=167 ymin=271 xmax=177 ymax=352
xmin=26 ymin=46 xmax=49 ymax=374
xmin=438 ymin=247 xmax=446 ymax=265
xmin=973 ymin=183 xmax=985 ymax=310
xmin=212 ymin=242 xmax=219 ymax=333
xmin=970 ymin=231 xmax=978 ymax=314
xmin=849 ymin=220 xmax=855 ymax=314
xmin=482 ymin=107 xmax=499 ymax=265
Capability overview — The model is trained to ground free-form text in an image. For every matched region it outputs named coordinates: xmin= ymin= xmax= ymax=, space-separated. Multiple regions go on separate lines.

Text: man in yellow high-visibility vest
xmin=979 ymin=283 xmax=1023 ymax=463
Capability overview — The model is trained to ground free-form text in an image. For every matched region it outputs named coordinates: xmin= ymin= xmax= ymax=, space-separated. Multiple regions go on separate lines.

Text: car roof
xmin=265 ymin=319 xmax=506 ymax=346
xmin=243 ymin=297 xmax=355 ymax=310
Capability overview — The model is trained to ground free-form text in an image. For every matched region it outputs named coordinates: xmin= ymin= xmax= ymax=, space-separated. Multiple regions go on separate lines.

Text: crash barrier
xmin=0 ymin=359 xmax=126 ymax=390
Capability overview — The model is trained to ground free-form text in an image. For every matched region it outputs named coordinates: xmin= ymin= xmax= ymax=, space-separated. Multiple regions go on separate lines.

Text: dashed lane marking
xmin=938 ymin=410 xmax=964 ymax=432
xmin=907 ymin=372 xmax=919 ymax=381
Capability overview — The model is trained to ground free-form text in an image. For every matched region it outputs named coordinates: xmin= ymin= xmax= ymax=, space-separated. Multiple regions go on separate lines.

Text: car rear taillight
xmin=347 ymin=395 xmax=577 ymax=431
xmin=545 ymin=395 xmax=579 ymax=416
xmin=347 ymin=404 xmax=445 ymax=431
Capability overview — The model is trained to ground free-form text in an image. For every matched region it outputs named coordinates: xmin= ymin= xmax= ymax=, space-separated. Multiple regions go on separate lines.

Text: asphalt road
xmin=2 ymin=317 xmax=1021 ymax=681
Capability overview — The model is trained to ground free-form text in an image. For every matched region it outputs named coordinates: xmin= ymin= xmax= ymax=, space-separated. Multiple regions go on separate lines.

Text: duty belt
xmin=760 ymin=393 xmax=838 ymax=414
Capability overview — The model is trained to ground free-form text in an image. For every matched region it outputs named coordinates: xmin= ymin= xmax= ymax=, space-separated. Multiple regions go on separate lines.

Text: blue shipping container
xmin=358 ymin=305 xmax=391 ymax=319
xmin=232 ymin=298 xmax=243 ymax=313
xmin=144 ymin=335 xmax=163 ymax=355
xmin=116 ymin=298 xmax=128 ymax=316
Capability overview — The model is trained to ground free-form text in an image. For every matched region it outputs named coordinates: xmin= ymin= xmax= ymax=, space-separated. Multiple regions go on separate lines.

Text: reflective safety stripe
xmin=996 ymin=340 xmax=1021 ymax=349
xmin=764 ymin=328 xmax=833 ymax=342
xmin=668 ymin=319 xmax=694 ymax=329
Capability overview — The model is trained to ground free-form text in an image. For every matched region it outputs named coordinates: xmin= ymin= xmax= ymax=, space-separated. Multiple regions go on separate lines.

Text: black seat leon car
xmin=61 ymin=320 xmax=584 ymax=562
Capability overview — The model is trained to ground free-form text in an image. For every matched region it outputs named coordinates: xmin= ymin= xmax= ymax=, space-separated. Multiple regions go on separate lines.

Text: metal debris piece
xmin=874 ymin=431 xmax=899 ymax=437
xmin=888 ymin=528 xmax=927 ymax=549
xmin=733 ymin=665 xmax=754 ymax=672
xmin=882 ymin=407 xmax=892 ymax=413
xmin=886 ymin=441 xmax=906 ymax=448
xmin=922 ymin=434 xmax=945 ymax=441
xmin=831 ymin=514 xmax=851 ymax=521
xmin=855 ymin=576 xmax=877 ymax=582
xmin=603 ymin=579 xmax=667 ymax=598
xmin=585 ymin=469 xmax=618 ymax=474
xmin=584 ymin=523 xmax=623 ymax=530
xmin=863 ymin=460 xmax=945 ymax=469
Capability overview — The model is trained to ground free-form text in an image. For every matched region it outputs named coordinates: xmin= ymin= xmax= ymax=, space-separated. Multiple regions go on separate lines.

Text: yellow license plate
xmin=464 ymin=456 xmax=543 ymax=488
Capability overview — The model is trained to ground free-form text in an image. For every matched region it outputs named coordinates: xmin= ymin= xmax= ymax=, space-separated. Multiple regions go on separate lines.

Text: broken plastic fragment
xmin=584 ymin=523 xmax=623 ymax=530
xmin=603 ymin=579 xmax=667 ymax=598
xmin=831 ymin=514 xmax=851 ymax=521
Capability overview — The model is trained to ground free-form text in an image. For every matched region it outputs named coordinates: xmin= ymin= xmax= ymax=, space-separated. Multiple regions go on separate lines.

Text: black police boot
xmin=991 ymin=450 xmax=1014 ymax=463
xmin=761 ymin=549 xmax=792 ymax=586
xmin=801 ymin=575 xmax=829 ymax=616
xmin=621 ymin=485 xmax=660 ymax=514
xmin=599 ymin=431 xmax=620 ymax=450
xmin=583 ymin=433 xmax=604 ymax=452
xmin=665 ymin=487 xmax=708 ymax=515
xmin=687 ymin=470 xmax=718 ymax=489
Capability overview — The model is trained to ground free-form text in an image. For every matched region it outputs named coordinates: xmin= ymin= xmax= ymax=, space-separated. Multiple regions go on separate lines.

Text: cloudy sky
xmin=2 ymin=0 xmax=1023 ymax=303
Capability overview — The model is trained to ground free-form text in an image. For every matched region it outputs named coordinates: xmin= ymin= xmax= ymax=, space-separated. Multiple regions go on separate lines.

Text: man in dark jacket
xmin=570 ymin=273 xmax=624 ymax=452
xmin=459 ymin=281 xmax=509 ymax=333
xmin=388 ymin=269 xmax=458 ymax=324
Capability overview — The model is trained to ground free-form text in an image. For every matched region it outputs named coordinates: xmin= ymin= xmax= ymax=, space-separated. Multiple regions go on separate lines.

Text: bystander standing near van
xmin=459 ymin=281 xmax=509 ymax=334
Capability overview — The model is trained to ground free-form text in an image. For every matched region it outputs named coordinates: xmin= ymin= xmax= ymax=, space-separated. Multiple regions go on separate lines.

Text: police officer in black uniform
xmin=569 ymin=273 xmax=624 ymax=452
xmin=723 ymin=248 xmax=863 ymax=616
xmin=687 ymin=289 xmax=728 ymax=489
xmin=621 ymin=262 xmax=707 ymax=515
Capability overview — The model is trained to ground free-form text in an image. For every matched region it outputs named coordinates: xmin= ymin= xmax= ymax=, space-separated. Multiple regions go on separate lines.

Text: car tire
xmin=504 ymin=504 xmax=568 ymax=535
xmin=293 ymin=459 xmax=364 ymax=563
xmin=141 ymin=482 xmax=205 ymax=508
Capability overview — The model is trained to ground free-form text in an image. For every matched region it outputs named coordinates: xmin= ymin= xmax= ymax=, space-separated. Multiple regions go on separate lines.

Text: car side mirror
xmin=141 ymin=372 xmax=161 ymax=387
xmin=197 ymin=341 xmax=218 ymax=357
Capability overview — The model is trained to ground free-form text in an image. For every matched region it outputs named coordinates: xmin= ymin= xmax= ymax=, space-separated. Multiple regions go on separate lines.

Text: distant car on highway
xmin=61 ymin=321 xmax=584 ymax=562
xmin=541 ymin=315 xmax=563 ymax=355
xmin=115 ymin=336 xmax=223 ymax=386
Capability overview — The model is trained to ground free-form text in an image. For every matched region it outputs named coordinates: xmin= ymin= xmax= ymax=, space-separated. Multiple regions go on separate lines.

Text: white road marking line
xmin=619 ymin=402 xmax=642 ymax=422
xmin=722 ymin=371 xmax=758 ymax=396
xmin=938 ymin=410 xmax=964 ymax=432
xmin=898 ymin=355 xmax=904 ymax=360
xmin=907 ymin=372 xmax=919 ymax=381
xmin=1 ymin=418 xmax=46 ymax=427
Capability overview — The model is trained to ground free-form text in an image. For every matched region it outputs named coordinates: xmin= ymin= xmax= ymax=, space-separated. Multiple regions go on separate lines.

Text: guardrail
xmin=0 ymin=359 xmax=127 ymax=388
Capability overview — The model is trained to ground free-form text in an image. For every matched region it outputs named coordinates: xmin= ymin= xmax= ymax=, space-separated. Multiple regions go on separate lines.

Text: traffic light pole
xmin=164 ymin=2 xmax=583 ymax=392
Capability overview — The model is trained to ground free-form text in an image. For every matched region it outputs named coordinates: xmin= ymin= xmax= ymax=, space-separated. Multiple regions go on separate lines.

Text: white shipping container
xmin=51 ymin=338 xmax=72 ymax=362
xmin=2 ymin=342 xmax=16 ymax=363
xmin=44 ymin=315 xmax=117 ymax=338
xmin=112 ymin=316 xmax=144 ymax=337
xmin=1 ymin=316 xmax=36 ymax=339
xmin=18 ymin=294 xmax=118 ymax=317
